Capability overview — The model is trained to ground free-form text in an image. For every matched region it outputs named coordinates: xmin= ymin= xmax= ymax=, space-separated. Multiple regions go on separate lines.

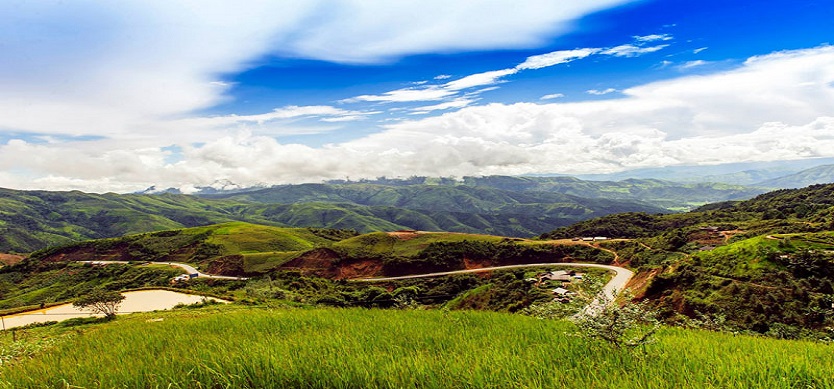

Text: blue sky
xmin=0 ymin=0 xmax=833 ymax=192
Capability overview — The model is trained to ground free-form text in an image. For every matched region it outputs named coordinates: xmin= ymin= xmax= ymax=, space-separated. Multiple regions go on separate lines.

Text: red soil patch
xmin=281 ymin=248 xmax=385 ymax=279
xmin=280 ymin=248 xmax=341 ymax=275
xmin=0 ymin=253 xmax=24 ymax=266
xmin=336 ymin=259 xmax=384 ymax=279
xmin=627 ymin=267 xmax=662 ymax=299
xmin=463 ymin=256 xmax=493 ymax=270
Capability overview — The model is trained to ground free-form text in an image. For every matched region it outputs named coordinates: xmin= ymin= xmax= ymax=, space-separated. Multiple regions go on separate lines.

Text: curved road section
xmin=350 ymin=262 xmax=634 ymax=302
xmin=78 ymin=261 xmax=247 ymax=280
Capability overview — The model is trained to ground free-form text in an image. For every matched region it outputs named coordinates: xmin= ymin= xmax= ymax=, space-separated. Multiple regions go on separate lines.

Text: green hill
xmin=540 ymin=183 xmax=834 ymax=337
xmin=0 ymin=189 xmax=252 ymax=253
xmin=28 ymin=222 xmax=344 ymax=276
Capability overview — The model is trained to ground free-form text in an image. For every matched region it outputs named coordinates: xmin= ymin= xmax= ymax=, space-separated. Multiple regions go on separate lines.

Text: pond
xmin=0 ymin=290 xmax=226 ymax=330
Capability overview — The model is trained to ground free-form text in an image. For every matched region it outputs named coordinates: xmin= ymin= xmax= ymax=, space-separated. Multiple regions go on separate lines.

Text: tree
xmin=73 ymin=290 xmax=125 ymax=318
xmin=573 ymin=294 xmax=660 ymax=350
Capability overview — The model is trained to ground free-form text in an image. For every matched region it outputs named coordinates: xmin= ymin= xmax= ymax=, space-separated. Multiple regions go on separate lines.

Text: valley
xmin=1 ymin=178 xmax=834 ymax=387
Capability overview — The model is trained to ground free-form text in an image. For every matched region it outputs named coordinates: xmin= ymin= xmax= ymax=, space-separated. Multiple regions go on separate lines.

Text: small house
xmin=541 ymin=270 xmax=572 ymax=282
xmin=552 ymin=287 xmax=574 ymax=296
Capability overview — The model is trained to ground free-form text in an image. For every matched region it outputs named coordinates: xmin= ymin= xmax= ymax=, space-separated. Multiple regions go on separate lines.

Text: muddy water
xmin=0 ymin=290 xmax=226 ymax=330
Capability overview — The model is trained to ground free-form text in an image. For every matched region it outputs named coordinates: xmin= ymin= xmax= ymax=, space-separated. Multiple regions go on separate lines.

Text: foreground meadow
xmin=1 ymin=306 xmax=832 ymax=388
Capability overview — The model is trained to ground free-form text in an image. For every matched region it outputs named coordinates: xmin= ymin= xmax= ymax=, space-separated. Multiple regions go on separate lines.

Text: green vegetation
xmin=0 ymin=261 xmax=183 ymax=311
xmin=26 ymin=222 xmax=339 ymax=275
xmin=236 ymin=265 xmax=608 ymax=314
xmin=0 ymin=180 xmax=677 ymax=253
xmin=537 ymin=183 xmax=834 ymax=337
xmin=1 ymin=306 xmax=832 ymax=388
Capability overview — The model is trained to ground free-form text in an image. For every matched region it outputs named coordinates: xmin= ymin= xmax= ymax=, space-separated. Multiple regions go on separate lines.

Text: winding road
xmin=78 ymin=261 xmax=248 ymax=280
xmin=350 ymin=262 xmax=634 ymax=302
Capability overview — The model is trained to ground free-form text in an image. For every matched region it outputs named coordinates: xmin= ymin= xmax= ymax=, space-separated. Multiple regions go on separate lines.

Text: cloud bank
xmin=1 ymin=46 xmax=833 ymax=192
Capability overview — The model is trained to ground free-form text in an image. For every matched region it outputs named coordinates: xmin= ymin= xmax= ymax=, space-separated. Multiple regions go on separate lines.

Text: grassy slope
xmin=28 ymin=222 xmax=339 ymax=274
xmin=1 ymin=306 xmax=831 ymax=388
xmin=332 ymin=231 xmax=507 ymax=259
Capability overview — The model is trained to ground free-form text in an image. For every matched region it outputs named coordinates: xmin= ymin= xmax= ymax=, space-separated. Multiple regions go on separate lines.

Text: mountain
xmin=0 ymin=183 xmax=667 ymax=253
xmin=755 ymin=164 xmax=834 ymax=188
xmin=571 ymin=157 xmax=834 ymax=184
xmin=213 ymin=178 xmax=764 ymax=211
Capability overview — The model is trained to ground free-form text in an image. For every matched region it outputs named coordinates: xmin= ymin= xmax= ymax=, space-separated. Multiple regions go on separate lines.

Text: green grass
xmin=242 ymin=251 xmax=305 ymax=273
xmin=333 ymin=232 xmax=536 ymax=259
xmin=1 ymin=306 xmax=831 ymax=388
xmin=200 ymin=222 xmax=331 ymax=253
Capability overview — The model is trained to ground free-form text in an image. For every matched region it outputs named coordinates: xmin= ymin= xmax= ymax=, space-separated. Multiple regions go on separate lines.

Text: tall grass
xmin=1 ymin=307 xmax=832 ymax=388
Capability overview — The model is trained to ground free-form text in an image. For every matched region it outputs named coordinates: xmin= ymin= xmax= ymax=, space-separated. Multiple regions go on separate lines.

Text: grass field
xmin=1 ymin=305 xmax=831 ymax=388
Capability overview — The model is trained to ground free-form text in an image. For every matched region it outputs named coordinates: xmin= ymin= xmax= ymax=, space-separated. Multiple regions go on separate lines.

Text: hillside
xmin=0 ymin=189 xmax=250 ymax=253
xmin=756 ymin=164 xmax=834 ymax=189
xmin=0 ymin=183 xmax=667 ymax=253
xmin=541 ymin=183 xmax=834 ymax=337
xmin=26 ymin=222 xmax=345 ymax=276
xmin=27 ymin=224 xmax=612 ymax=280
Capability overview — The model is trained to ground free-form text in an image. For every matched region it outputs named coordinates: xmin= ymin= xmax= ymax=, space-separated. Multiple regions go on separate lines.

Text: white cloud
xmin=678 ymin=60 xmax=709 ymax=69
xmin=601 ymin=44 xmax=669 ymax=57
xmin=410 ymin=98 xmax=477 ymax=112
xmin=0 ymin=0 xmax=633 ymax=138
xmin=270 ymin=0 xmax=634 ymax=63
xmin=2 ymin=2 xmax=833 ymax=192
xmin=344 ymin=87 xmax=456 ymax=103
xmin=693 ymin=47 xmax=709 ymax=54
xmin=443 ymin=69 xmax=519 ymax=91
xmin=516 ymin=48 xmax=599 ymax=70
xmin=634 ymin=34 xmax=673 ymax=42
xmin=587 ymin=88 xmax=617 ymax=95
xmin=541 ymin=93 xmax=565 ymax=100
xmin=182 ymin=105 xmax=373 ymax=126
xmin=434 ymin=74 xmax=452 ymax=80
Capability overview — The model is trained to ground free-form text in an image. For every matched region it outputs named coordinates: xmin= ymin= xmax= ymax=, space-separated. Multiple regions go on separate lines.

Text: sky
xmin=1 ymin=0 xmax=833 ymax=193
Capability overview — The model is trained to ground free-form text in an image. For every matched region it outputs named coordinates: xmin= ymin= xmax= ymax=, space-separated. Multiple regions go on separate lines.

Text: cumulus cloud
xmin=2 ymin=2 xmax=833 ymax=192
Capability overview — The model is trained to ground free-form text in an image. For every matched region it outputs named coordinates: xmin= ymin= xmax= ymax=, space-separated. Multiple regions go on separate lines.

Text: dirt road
xmin=350 ymin=262 xmax=634 ymax=301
